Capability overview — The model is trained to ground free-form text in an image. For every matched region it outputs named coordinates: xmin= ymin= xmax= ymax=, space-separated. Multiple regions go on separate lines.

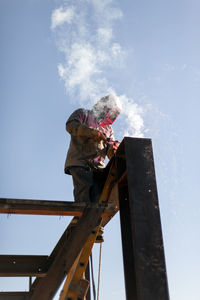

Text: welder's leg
xmin=91 ymin=169 xmax=106 ymax=202
xmin=69 ymin=167 xmax=94 ymax=203
xmin=69 ymin=167 xmax=106 ymax=203
xmin=69 ymin=167 xmax=105 ymax=242
xmin=90 ymin=178 xmax=102 ymax=203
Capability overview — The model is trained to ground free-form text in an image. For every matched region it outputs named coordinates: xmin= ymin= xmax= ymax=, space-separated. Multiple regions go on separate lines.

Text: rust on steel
xmin=0 ymin=198 xmax=118 ymax=217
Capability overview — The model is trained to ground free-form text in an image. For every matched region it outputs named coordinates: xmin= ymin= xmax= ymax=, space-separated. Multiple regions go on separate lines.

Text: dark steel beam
xmin=0 ymin=255 xmax=48 ymax=277
xmin=0 ymin=292 xmax=29 ymax=300
xmin=117 ymin=137 xmax=169 ymax=300
xmin=0 ymin=198 xmax=117 ymax=217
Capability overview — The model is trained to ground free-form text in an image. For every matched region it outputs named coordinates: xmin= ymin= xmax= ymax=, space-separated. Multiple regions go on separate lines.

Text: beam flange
xmin=0 ymin=255 xmax=48 ymax=277
xmin=0 ymin=198 xmax=118 ymax=217
xmin=0 ymin=292 xmax=29 ymax=300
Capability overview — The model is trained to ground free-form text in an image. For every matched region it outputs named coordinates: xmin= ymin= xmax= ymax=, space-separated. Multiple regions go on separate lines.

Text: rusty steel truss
xmin=0 ymin=137 xmax=170 ymax=300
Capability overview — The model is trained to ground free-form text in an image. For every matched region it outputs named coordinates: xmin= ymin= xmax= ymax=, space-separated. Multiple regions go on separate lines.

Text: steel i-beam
xmin=117 ymin=137 xmax=169 ymax=300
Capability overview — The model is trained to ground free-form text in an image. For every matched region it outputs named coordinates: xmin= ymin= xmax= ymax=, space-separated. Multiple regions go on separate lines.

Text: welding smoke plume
xmin=51 ymin=0 xmax=145 ymax=138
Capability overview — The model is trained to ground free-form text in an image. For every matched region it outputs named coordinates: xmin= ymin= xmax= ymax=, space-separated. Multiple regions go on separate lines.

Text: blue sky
xmin=0 ymin=0 xmax=200 ymax=299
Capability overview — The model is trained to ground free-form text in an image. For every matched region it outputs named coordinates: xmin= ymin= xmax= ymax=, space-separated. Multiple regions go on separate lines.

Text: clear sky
xmin=0 ymin=0 xmax=200 ymax=299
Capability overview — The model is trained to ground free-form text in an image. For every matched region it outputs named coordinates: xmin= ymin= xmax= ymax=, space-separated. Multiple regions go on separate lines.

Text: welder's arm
xmin=66 ymin=120 xmax=106 ymax=142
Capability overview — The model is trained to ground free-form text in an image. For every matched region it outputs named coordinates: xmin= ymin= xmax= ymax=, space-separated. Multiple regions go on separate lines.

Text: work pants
xmin=68 ymin=166 xmax=105 ymax=203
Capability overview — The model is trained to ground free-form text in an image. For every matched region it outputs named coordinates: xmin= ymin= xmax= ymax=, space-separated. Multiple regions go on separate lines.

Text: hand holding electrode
xmin=107 ymin=139 xmax=120 ymax=159
xmin=92 ymin=129 xmax=107 ymax=142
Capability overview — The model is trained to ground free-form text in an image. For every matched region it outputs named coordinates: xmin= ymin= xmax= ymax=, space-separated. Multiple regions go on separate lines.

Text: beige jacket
xmin=64 ymin=108 xmax=114 ymax=173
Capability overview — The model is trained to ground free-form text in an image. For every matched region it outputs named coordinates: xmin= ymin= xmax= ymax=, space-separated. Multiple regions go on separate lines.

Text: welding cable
xmin=90 ymin=253 xmax=96 ymax=300
xmin=97 ymin=243 xmax=103 ymax=300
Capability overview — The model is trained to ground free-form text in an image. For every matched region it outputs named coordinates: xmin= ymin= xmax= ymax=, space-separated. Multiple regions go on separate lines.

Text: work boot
xmin=95 ymin=227 xmax=104 ymax=243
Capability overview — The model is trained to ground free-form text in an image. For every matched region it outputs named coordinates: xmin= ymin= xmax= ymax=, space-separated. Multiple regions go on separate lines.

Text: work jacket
xmin=64 ymin=108 xmax=114 ymax=173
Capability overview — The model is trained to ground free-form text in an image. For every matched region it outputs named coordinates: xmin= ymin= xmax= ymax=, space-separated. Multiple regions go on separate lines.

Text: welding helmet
xmin=92 ymin=94 xmax=121 ymax=125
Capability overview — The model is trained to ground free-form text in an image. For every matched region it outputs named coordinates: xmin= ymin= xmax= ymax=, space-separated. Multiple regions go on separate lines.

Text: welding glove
xmin=107 ymin=141 xmax=120 ymax=159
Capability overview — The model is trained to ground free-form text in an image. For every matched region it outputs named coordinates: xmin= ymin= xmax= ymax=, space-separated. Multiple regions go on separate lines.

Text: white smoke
xmin=51 ymin=6 xmax=75 ymax=29
xmin=118 ymin=95 xmax=144 ymax=138
xmin=51 ymin=0 xmax=145 ymax=137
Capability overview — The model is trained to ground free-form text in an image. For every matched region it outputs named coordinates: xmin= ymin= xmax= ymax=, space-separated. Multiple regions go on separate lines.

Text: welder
xmin=64 ymin=94 xmax=121 ymax=205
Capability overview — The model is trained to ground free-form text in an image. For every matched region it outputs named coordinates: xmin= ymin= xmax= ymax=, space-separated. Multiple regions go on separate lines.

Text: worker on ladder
xmin=64 ymin=94 xmax=121 ymax=241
